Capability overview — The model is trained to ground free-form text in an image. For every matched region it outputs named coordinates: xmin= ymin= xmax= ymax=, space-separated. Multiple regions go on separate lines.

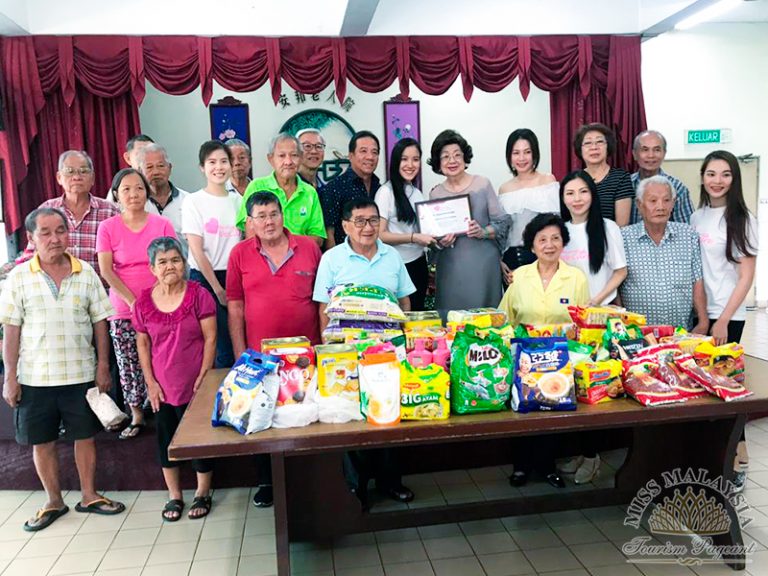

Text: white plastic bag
xmin=315 ymin=389 xmax=364 ymax=424
xmin=86 ymin=388 xmax=128 ymax=429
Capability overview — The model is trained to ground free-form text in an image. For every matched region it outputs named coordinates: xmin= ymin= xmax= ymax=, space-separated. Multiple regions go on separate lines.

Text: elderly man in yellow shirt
xmin=499 ymin=212 xmax=590 ymax=326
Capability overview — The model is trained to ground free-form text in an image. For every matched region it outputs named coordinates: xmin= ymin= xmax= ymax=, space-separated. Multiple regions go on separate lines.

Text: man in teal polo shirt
xmin=313 ymin=198 xmax=415 ymax=332
xmin=236 ymin=133 xmax=326 ymax=246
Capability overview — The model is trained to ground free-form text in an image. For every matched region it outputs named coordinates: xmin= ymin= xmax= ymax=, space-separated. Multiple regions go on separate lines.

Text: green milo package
xmin=450 ymin=325 xmax=512 ymax=414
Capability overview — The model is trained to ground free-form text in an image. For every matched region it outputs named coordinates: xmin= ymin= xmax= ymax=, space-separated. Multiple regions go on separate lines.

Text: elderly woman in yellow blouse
xmin=500 ymin=212 xmax=589 ymax=488
xmin=499 ymin=212 xmax=590 ymax=326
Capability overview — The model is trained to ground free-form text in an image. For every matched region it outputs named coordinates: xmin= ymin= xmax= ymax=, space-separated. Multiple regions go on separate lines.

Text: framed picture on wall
xmin=209 ymin=96 xmax=251 ymax=149
xmin=383 ymin=98 xmax=421 ymax=189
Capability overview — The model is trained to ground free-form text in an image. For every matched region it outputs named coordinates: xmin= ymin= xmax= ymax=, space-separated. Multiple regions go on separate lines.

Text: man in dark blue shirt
xmin=321 ymin=131 xmax=381 ymax=248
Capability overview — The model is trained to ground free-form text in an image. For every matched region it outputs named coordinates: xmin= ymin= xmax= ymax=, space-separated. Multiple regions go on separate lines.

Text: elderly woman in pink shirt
xmin=96 ymin=168 xmax=176 ymax=438
xmin=133 ymin=236 xmax=217 ymax=521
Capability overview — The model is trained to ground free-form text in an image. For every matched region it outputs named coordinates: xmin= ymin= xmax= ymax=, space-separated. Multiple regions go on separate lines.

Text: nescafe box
xmin=261 ymin=337 xmax=315 ymax=406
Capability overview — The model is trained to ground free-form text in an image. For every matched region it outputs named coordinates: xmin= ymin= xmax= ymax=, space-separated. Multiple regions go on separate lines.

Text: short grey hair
xmin=137 ymin=143 xmax=170 ymax=169
xmin=267 ymin=133 xmax=301 ymax=156
xmin=295 ymin=128 xmax=325 ymax=145
xmin=58 ymin=150 xmax=94 ymax=172
xmin=147 ymin=236 xmax=189 ymax=274
xmin=635 ymin=175 xmax=676 ymax=203
xmin=25 ymin=207 xmax=68 ymax=234
xmin=224 ymin=138 xmax=251 ymax=159
xmin=633 ymin=130 xmax=667 ymax=153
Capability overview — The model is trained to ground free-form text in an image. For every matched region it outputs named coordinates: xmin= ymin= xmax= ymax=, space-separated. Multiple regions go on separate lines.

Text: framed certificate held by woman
xmin=415 ymin=194 xmax=472 ymax=237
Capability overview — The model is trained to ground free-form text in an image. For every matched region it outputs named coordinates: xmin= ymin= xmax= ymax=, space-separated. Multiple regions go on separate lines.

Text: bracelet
xmin=482 ymin=227 xmax=489 ymax=239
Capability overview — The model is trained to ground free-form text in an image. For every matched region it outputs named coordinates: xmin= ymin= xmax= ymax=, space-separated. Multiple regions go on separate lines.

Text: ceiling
xmin=0 ymin=0 xmax=766 ymax=37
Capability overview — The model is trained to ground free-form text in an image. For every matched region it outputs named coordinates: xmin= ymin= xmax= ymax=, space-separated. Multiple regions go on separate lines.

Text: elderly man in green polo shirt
xmin=236 ymin=133 xmax=326 ymax=246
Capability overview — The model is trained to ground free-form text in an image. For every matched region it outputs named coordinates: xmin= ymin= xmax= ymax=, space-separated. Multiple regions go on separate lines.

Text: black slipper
xmin=119 ymin=423 xmax=145 ymax=440
xmin=75 ymin=497 xmax=126 ymax=515
xmin=162 ymin=499 xmax=184 ymax=522
xmin=23 ymin=505 xmax=69 ymax=532
xmin=188 ymin=495 xmax=212 ymax=520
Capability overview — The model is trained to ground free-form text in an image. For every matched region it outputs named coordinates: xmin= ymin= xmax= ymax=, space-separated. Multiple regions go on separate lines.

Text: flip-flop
xmin=162 ymin=499 xmax=184 ymax=522
xmin=188 ymin=496 xmax=212 ymax=520
xmin=75 ymin=497 xmax=125 ymax=515
xmin=23 ymin=505 xmax=69 ymax=532
xmin=118 ymin=423 xmax=145 ymax=440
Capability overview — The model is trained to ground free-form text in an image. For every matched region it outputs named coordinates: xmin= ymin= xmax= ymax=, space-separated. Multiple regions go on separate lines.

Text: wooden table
xmin=170 ymin=356 xmax=768 ymax=575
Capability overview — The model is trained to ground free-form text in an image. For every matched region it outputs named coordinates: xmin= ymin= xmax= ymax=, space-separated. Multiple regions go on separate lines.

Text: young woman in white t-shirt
xmin=375 ymin=138 xmax=436 ymax=311
xmin=559 ymin=171 xmax=627 ymax=306
xmin=182 ymin=140 xmax=243 ymax=368
xmin=556 ymin=171 xmax=628 ymax=485
xmin=691 ymin=150 xmax=757 ymax=345
xmin=691 ymin=151 xmax=757 ymax=492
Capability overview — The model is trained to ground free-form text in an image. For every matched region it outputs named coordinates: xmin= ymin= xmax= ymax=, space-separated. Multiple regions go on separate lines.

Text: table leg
xmin=616 ymin=416 xmax=747 ymax=570
xmin=272 ymin=451 xmax=290 ymax=576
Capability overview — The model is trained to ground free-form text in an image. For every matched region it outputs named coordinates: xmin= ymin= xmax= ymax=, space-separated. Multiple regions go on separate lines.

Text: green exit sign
xmin=686 ymin=129 xmax=732 ymax=144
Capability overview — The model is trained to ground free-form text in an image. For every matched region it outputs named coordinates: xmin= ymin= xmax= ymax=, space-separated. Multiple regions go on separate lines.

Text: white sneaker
xmin=574 ymin=456 xmax=601 ymax=484
xmin=558 ymin=456 xmax=584 ymax=475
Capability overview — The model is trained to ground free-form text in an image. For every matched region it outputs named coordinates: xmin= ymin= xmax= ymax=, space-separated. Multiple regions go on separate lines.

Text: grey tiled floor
xmin=1 ymin=310 xmax=767 ymax=575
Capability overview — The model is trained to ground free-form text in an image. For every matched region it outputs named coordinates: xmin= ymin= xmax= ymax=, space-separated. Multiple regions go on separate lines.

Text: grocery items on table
xmin=210 ymin=294 xmax=753 ymax=435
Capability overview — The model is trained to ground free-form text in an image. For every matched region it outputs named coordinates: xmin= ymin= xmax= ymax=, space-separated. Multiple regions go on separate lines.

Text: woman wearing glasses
xmin=573 ymin=123 xmax=634 ymax=227
xmin=427 ymin=130 xmax=511 ymax=315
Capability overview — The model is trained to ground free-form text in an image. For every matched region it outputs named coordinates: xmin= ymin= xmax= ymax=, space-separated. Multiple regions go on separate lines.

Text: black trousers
xmin=405 ymin=255 xmax=429 ymax=312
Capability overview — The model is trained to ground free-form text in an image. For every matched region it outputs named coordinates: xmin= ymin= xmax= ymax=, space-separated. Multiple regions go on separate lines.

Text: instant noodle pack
xmin=210 ymin=291 xmax=753 ymax=435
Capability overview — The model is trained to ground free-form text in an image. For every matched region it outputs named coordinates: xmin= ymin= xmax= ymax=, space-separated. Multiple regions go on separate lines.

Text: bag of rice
xmin=326 ymin=284 xmax=407 ymax=323
xmin=212 ymin=350 xmax=281 ymax=434
xmin=511 ymin=337 xmax=577 ymax=412
xmin=450 ymin=325 xmax=511 ymax=414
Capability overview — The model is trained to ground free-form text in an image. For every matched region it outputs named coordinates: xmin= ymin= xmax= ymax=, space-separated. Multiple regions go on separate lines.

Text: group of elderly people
xmin=0 ymin=121 xmax=757 ymax=530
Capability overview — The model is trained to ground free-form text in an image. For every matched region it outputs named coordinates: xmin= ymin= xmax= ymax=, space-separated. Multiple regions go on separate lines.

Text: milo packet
xmin=450 ymin=325 xmax=512 ymax=414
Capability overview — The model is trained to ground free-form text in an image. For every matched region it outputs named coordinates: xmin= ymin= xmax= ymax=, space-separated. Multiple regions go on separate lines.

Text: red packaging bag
xmin=674 ymin=354 xmax=752 ymax=402
xmin=622 ymin=357 xmax=687 ymax=407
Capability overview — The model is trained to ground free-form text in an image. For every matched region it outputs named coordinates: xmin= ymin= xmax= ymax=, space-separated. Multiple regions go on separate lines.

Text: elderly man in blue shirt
xmin=313 ymin=197 xmax=416 ymax=507
xmin=621 ymin=175 xmax=708 ymax=333
xmin=314 ymin=197 xmax=415 ymax=331
xmin=629 ymin=130 xmax=694 ymax=225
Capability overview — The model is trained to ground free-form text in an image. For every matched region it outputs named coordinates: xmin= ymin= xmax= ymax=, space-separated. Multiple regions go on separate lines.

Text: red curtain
xmin=0 ymin=34 xmax=646 ymax=234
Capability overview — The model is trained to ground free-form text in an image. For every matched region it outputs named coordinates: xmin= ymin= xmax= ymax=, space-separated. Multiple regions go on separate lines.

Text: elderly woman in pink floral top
xmin=133 ymin=236 xmax=217 ymax=521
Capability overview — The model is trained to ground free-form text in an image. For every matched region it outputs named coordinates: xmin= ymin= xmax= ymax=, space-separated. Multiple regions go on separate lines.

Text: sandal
xmin=162 ymin=499 xmax=184 ymax=522
xmin=75 ymin=497 xmax=126 ymax=515
xmin=23 ymin=505 xmax=69 ymax=532
xmin=119 ymin=423 xmax=145 ymax=440
xmin=188 ymin=495 xmax=212 ymax=520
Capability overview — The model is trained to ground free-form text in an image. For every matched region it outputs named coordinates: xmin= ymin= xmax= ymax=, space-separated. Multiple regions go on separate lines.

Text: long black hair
xmin=559 ymin=170 xmax=607 ymax=275
xmin=388 ymin=138 xmax=421 ymax=225
xmin=700 ymin=150 xmax=756 ymax=264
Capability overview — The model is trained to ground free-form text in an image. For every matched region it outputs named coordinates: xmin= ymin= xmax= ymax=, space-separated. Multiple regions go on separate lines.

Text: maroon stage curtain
xmin=0 ymin=35 xmax=645 ymax=234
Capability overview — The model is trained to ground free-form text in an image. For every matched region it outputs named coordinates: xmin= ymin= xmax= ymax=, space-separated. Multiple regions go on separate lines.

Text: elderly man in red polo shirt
xmin=226 ymin=190 xmax=322 ymax=507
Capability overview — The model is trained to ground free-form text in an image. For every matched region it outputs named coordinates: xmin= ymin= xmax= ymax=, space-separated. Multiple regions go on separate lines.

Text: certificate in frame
xmin=415 ymin=194 xmax=472 ymax=237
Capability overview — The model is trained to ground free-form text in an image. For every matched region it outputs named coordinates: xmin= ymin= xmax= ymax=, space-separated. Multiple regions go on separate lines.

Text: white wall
xmin=138 ymin=78 xmax=552 ymax=195
xmin=642 ymin=22 xmax=768 ymax=302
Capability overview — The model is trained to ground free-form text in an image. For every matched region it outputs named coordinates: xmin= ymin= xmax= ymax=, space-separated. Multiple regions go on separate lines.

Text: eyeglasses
xmin=439 ymin=152 xmax=464 ymax=163
xmin=249 ymin=213 xmax=281 ymax=222
xmin=60 ymin=167 xmax=93 ymax=176
xmin=346 ymin=217 xmax=381 ymax=228
xmin=301 ymin=143 xmax=326 ymax=152
xmin=581 ymin=139 xmax=607 ymax=148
